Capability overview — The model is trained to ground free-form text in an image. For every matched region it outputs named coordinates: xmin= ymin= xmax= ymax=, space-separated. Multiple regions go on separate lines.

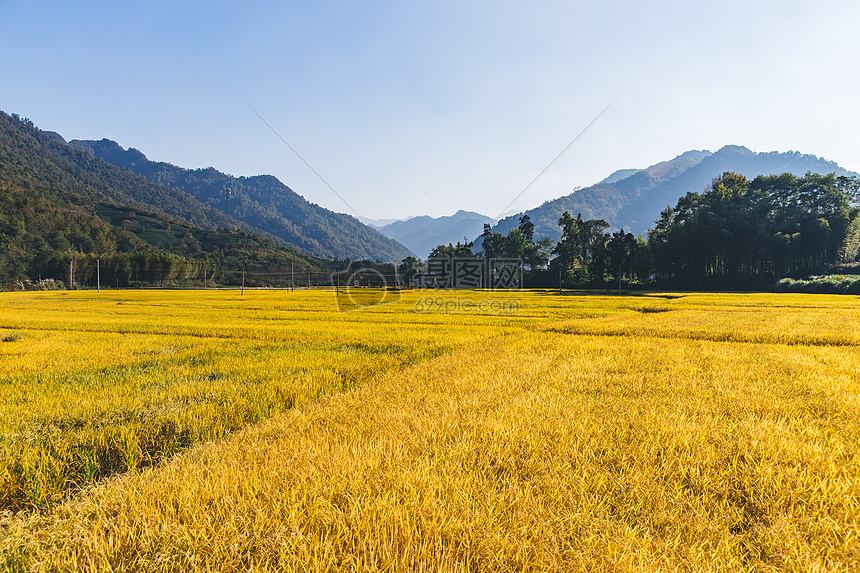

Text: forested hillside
xmin=0 ymin=111 xmax=333 ymax=286
xmin=71 ymin=139 xmax=413 ymax=261
xmin=490 ymin=146 xmax=859 ymax=242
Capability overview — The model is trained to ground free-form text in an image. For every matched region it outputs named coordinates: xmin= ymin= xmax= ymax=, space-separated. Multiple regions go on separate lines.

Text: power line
xmin=235 ymin=92 xmax=361 ymax=218
xmin=496 ymin=89 xmax=627 ymax=220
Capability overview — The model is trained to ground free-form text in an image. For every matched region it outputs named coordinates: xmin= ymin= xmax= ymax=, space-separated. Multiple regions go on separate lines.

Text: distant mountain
xmin=375 ymin=210 xmax=496 ymax=259
xmin=0 ymin=110 xmax=332 ymax=284
xmin=488 ymin=146 xmax=859 ymax=242
xmin=357 ymin=215 xmax=414 ymax=229
xmin=70 ymin=139 xmax=413 ymax=262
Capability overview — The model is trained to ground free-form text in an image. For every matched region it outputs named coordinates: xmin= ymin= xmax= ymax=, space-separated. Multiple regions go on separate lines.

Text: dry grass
xmin=1 ymin=289 xmax=859 ymax=571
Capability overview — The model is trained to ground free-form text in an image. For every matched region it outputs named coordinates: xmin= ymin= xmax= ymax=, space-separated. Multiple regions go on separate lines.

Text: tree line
xmin=415 ymin=171 xmax=860 ymax=289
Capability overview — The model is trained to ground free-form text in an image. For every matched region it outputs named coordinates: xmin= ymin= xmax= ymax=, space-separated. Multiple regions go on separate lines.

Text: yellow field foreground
xmin=1 ymin=289 xmax=859 ymax=571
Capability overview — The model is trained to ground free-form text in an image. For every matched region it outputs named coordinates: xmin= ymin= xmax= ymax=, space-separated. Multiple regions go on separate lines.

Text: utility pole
xmin=291 ymin=261 xmax=294 ymax=292
xmin=224 ymin=188 xmax=232 ymax=216
xmin=204 ymin=268 xmax=207 ymax=289
xmin=619 ymin=262 xmax=622 ymax=295
xmin=241 ymin=269 xmax=245 ymax=296
xmin=69 ymin=256 xmax=73 ymax=289
xmin=97 ymin=259 xmax=100 ymax=294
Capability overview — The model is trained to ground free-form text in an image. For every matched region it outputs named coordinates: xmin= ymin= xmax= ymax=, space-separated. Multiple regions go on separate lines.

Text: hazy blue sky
xmin=2 ymin=1 xmax=858 ymax=220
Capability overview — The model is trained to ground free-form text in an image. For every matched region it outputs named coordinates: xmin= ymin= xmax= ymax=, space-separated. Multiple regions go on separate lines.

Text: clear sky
xmin=2 ymin=0 xmax=858 ymax=220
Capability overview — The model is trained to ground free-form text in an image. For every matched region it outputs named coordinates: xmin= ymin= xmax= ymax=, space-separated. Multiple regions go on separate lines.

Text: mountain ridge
xmin=487 ymin=145 xmax=859 ymax=244
xmin=374 ymin=209 xmax=496 ymax=259
xmin=70 ymin=138 xmax=414 ymax=262
xmin=0 ymin=110 xmax=333 ymax=284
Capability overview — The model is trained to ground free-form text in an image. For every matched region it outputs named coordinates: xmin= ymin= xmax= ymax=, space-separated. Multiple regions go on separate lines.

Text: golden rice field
xmin=0 ymin=288 xmax=859 ymax=571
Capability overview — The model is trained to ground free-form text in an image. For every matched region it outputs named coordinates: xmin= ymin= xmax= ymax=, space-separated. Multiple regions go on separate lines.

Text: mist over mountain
xmin=358 ymin=215 xmax=415 ymax=229
xmin=488 ymin=146 xmax=859 ymax=243
xmin=374 ymin=210 xmax=496 ymax=259
xmin=70 ymin=139 xmax=413 ymax=262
